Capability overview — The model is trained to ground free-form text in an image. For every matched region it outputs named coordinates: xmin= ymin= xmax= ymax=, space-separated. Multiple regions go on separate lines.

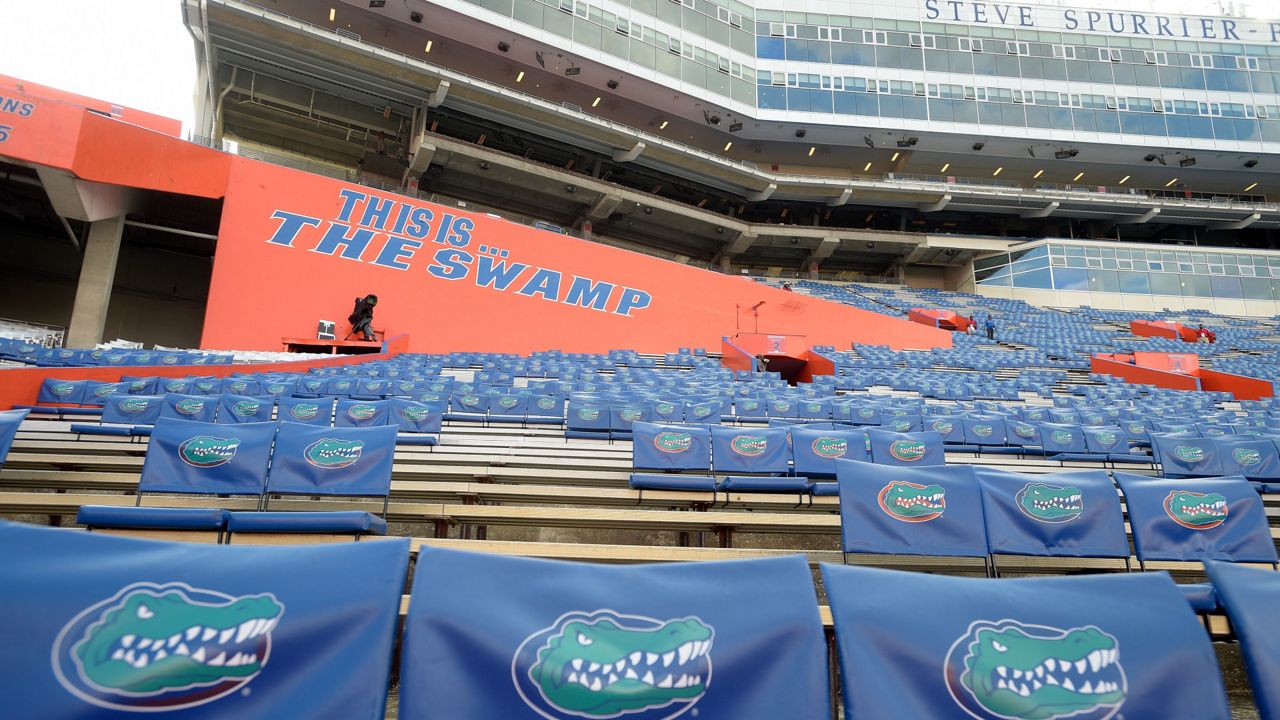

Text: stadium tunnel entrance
xmin=0 ymin=161 xmax=221 ymax=350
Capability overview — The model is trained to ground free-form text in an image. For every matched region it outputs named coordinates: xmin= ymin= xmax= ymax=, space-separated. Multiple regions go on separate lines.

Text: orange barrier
xmin=0 ymin=342 xmax=407 ymax=412
xmin=795 ymin=348 xmax=835 ymax=385
xmin=719 ymin=337 xmax=755 ymax=374
xmin=1199 ymin=369 xmax=1275 ymax=401
xmin=1090 ymin=355 xmax=1201 ymax=392
xmin=908 ymin=309 xmax=972 ymax=332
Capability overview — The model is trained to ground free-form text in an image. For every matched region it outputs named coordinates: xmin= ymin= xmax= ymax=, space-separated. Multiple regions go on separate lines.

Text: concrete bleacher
xmin=4 ymin=346 xmax=1280 ymax=716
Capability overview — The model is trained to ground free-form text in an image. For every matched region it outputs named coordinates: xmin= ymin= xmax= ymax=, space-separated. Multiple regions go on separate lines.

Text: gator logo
xmin=691 ymin=406 xmax=712 ymax=419
xmin=945 ymin=620 xmax=1126 ymax=720
xmin=1012 ymin=424 xmax=1037 ymax=439
xmin=974 ymin=424 xmax=994 ymax=438
xmin=398 ymin=382 xmax=416 ymax=392
xmin=117 ymin=399 xmax=152 ymax=415
xmin=1016 ymin=484 xmax=1083 ymax=524
xmin=730 ymin=435 xmax=767 ymax=457
xmin=346 ymin=404 xmax=378 ymax=421
xmin=892 ymin=420 xmax=912 ymax=432
xmin=174 ymin=399 xmax=206 ymax=416
xmin=888 ymin=439 xmax=927 ymax=463
xmin=230 ymin=401 xmax=260 ymax=418
xmin=513 ymin=610 xmax=713 ymax=720
xmin=59 ymin=350 xmax=75 ymax=358
xmin=1049 ymin=431 xmax=1074 ymax=446
xmin=289 ymin=403 xmax=320 ymax=421
xmin=51 ymin=383 xmax=76 ymax=397
xmin=134 ymin=355 xmax=154 ymax=363
xmin=128 ymin=381 xmax=147 ymax=392
xmin=812 ymin=437 xmax=847 ymax=459
xmin=1093 ymin=431 xmax=1118 ymax=448
xmin=655 ymin=402 xmax=675 ymax=415
xmin=304 ymin=381 xmax=323 ymax=391
xmin=195 ymin=382 xmax=215 ymax=392
xmin=1163 ymin=491 xmax=1228 ymax=530
xmin=933 ymin=420 xmax=955 ymax=435
xmin=178 ymin=437 xmax=240 ymax=468
xmin=536 ymin=397 xmax=557 ymax=410
xmin=460 ymin=394 xmax=481 ymax=407
xmin=805 ymin=402 xmax=822 ymax=414
xmin=161 ymin=356 xmax=179 ymax=365
xmin=304 ymin=439 xmax=365 ymax=469
xmin=333 ymin=381 xmax=352 ymax=391
xmin=878 ymin=481 xmax=945 ymax=522
xmin=858 ymin=408 xmax=876 ymax=418
xmin=1233 ymin=448 xmax=1262 ymax=466
xmin=192 ymin=358 xmax=208 ymax=365
xmin=52 ymin=582 xmax=283 ymax=711
xmin=401 ymin=407 xmax=432 ymax=422
xmin=578 ymin=408 xmax=600 ymax=422
xmin=498 ymin=397 xmax=521 ymax=410
xmin=773 ymin=402 xmax=791 ymax=413
xmin=740 ymin=401 xmax=759 ymax=412
xmin=1082 ymin=415 xmax=1103 ymax=426
xmin=1203 ymin=428 xmax=1225 ymax=437
xmin=1173 ymin=445 xmax=1206 ymax=463
xmin=621 ymin=409 xmax=643 ymax=422
xmin=94 ymin=385 xmax=120 ymax=398
xmin=266 ymin=384 xmax=287 ymax=395
xmin=227 ymin=381 xmax=248 ymax=394
xmin=654 ymin=432 xmax=693 ymax=454
xmin=429 ymin=384 xmax=446 ymax=392
xmin=1128 ymin=423 xmax=1146 ymax=435
xmin=1026 ymin=412 xmax=1045 ymax=421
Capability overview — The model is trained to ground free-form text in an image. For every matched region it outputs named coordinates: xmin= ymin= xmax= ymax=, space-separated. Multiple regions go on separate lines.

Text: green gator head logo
xmin=304 ymin=380 xmax=323 ymax=391
xmin=729 ymin=435 xmax=767 ymax=457
xmin=1203 ymin=428 xmax=1225 ymax=437
xmin=1128 ymin=423 xmax=1146 ymax=435
xmin=164 ymin=381 xmax=186 ymax=393
xmin=773 ymin=402 xmax=791 ymax=413
xmin=128 ymin=381 xmax=147 ymax=392
xmin=498 ymin=397 xmax=521 ymax=410
xmin=303 ymin=438 xmax=365 ymax=469
xmin=1012 ymin=424 xmax=1037 ymax=439
xmin=859 ymin=407 xmax=877 ymax=419
xmin=654 ymin=401 xmax=675 ymax=415
xmin=691 ymin=405 xmax=712 ymax=419
xmin=739 ymin=400 xmax=759 ymax=412
xmin=945 ymin=620 xmax=1126 ymax=720
xmin=578 ymin=408 xmax=600 ymax=422
xmin=888 ymin=439 xmax=927 ymax=463
xmin=333 ymin=381 xmax=352 ymax=391
xmin=933 ymin=420 xmax=956 ymax=435
xmin=230 ymin=401 xmax=261 ymax=418
xmin=878 ymin=481 xmax=945 ymax=522
xmin=53 ymin=582 xmax=283 ymax=711
xmin=51 ymin=382 xmax=77 ymax=397
xmin=401 ymin=406 xmax=432 ymax=422
xmin=266 ymin=384 xmax=287 ymax=395
xmin=621 ymin=408 xmax=643 ymax=422
xmin=178 ymin=437 xmax=240 ymax=468
xmin=117 ymin=398 xmax=152 ymax=415
xmin=974 ymin=424 xmax=994 ymax=438
xmin=1016 ymin=484 xmax=1084 ymax=524
xmin=227 ymin=381 xmax=248 ymax=394
xmin=346 ymin=404 xmax=378 ymax=421
xmin=1049 ymin=431 xmax=1074 ymax=446
xmin=805 ymin=402 xmax=822 ymax=413
xmin=289 ymin=403 xmax=320 ymax=421
xmin=812 ymin=437 xmax=848 ymax=459
xmin=1093 ymin=431 xmax=1118 ymax=448
xmin=513 ymin=610 xmax=713 ymax=720
xmin=1233 ymin=448 xmax=1262 ymax=466
xmin=892 ymin=420 xmax=912 ymax=432
xmin=1163 ymin=491 xmax=1228 ymax=530
xmin=195 ymin=382 xmax=215 ymax=392
xmin=94 ymin=385 xmax=120 ymax=398
xmin=174 ymin=399 xmax=206 ymax=416
xmin=161 ymin=355 xmax=179 ymax=365
xmin=1172 ymin=445 xmax=1206 ymax=463
xmin=537 ymin=397 xmax=558 ymax=410
xmin=654 ymin=432 xmax=693 ymax=454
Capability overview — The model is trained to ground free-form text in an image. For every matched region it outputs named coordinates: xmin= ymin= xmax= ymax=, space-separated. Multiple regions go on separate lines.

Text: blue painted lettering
xmin=516 ymin=268 xmax=562 ymax=301
xmin=359 ymin=196 xmax=395 ymax=230
xmin=427 ymin=248 xmax=471 ymax=280
xmin=564 ymin=277 xmax=616 ymax=311
xmin=1063 ymin=9 xmax=1078 ymax=30
xmin=311 ymin=222 xmax=376 ymax=261
xmin=1085 ymin=11 xmax=1100 ymax=31
xmin=924 ymin=0 xmax=939 ymax=20
xmin=447 ymin=216 xmax=474 ymax=247
xmin=1132 ymin=14 xmax=1148 ymax=34
xmin=1200 ymin=18 xmax=1215 ymax=39
xmin=432 ymin=213 xmax=455 ymax=244
xmin=266 ymin=210 xmax=322 ymax=247
xmin=474 ymin=256 xmax=529 ymax=290
xmin=335 ymin=189 xmax=366 ymax=223
xmin=371 ymin=235 xmax=422 ymax=270
xmin=946 ymin=0 xmax=962 ymax=21
xmin=1156 ymin=16 xmax=1172 ymax=36
xmin=405 ymin=207 xmax=434 ymax=239
xmin=1018 ymin=6 xmax=1032 ymax=26
xmin=614 ymin=289 xmax=652 ymax=317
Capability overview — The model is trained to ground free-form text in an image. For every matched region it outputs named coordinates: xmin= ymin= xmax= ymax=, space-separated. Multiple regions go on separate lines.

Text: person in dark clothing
xmin=984 ymin=315 xmax=996 ymax=340
xmin=348 ymin=294 xmax=378 ymax=341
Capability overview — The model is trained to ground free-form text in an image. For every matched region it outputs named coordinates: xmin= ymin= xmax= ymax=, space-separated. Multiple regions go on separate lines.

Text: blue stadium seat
xmin=1203 ymin=561 xmax=1280 ymax=720
xmin=277 ymin=396 xmax=336 ymax=426
xmin=1150 ymin=434 xmax=1225 ymax=478
xmin=865 ymin=429 xmax=945 ymax=467
xmin=263 ymin=422 xmax=398 ymax=519
xmin=216 ymin=394 xmax=275 ymax=424
xmin=335 ymin=399 xmax=391 ymax=428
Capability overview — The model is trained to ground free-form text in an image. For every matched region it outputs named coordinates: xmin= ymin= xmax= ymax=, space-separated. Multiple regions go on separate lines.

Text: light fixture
xmin=1245 ymin=159 xmax=1258 ymax=168
xmin=864 ymin=162 xmax=873 ymax=171
xmin=607 ymin=79 xmax=619 ymax=89
xmin=369 ymin=0 xmax=386 ymax=7
xmin=1144 ymin=154 xmax=1159 ymax=162
xmin=497 ymin=41 xmax=510 ymax=52
xmin=1118 ymin=175 xmax=1130 ymax=184
xmin=1165 ymin=178 xmax=1178 ymax=187
xmin=972 ymin=142 xmax=985 ymax=151
xmin=329 ymin=7 xmax=336 ymax=21
xmin=993 ymin=166 xmax=1004 ymax=176
xmin=424 ymin=40 xmax=433 ymax=53
xmin=728 ymin=121 xmax=743 ymax=132
xmin=565 ymin=66 xmax=581 ymax=76
xmin=565 ymin=185 xmax=576 ymax=193
xmin=724 ymin=141 xmax=733 ymax=151
xmin=1033 ymin=169 xmax=1044 ymax=179
xmin=515 ymin=71 xmax=524 ymax=82
xmin=703 ymin=111 xmax=721 ymax=125
xmin=796 ymin=129 xmax=807 ymax=138
xmin=863 ymin=135 xmax=874 ymax=147
xmin=891 ymin=152 xmax=900 ymax=161
xmin=410 ymin=10 xmax=423 ymax=22
xmin=940 ymin=163 xmax=950 ymax=172
xmin=478 ymin=161 xmax=490 ymax=170
xmin=1054 ymin=148 xmax=1079 ymax=160
xmin=592 ymin=96 xmax=601 ymax=107
xmin=659 ymin=120 xmax=668 ymax=129
xmin=808 ymin=146 xmax=815 ymax=157
xmin=1073 ymin=172 xmax=1084 ymax=182
xmin=897 ymin=137 xmax=918 ymax=148
xmin=1245 ymin=182 xmax=1259 ymax=192
xmin=643 ymin=206 xmax=653 ymax=215
xmin=1179 ymin=156 xmax=1197 ymax=167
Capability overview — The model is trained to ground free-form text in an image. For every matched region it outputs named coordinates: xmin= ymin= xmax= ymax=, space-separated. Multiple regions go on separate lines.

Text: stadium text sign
xmin=265 ymin=188 xmax=652 ymax=317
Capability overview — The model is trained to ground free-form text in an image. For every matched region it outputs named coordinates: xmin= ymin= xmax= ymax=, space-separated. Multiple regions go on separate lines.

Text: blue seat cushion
xmin=565 ymin=429 xmax=611 ymax=440
xmin=943 ymin=444 xmax=981 ymax=453
xmin=1177 ymin=583 xmax=1218 ymax=613
xmin=396 ymin=434 xmax=439 ymax=446
xmin=1049 ymin=453 xmax=1109 ymax=463
xmin=71 ymin=423 xmax=134 ymax=437
xmin=977 ymin=447 xmax=1025 ymax=455
xmin=443 ymin=412 xmax=485 ymax=422
xmin=810 ymin=482 xmax=839 ymax=496
xmin=226 ymin=510 xmax=387 ymax=535
xmin=57 ymin=407 xmax=105 ymax=416
xmin=131 ymin=426 xmax=153 ymax=437
xmin=77 ymin=505 xmax=228 ymax=531
xmin=523 ymin=416 xmax=564 ymax=425
xmin=718 ymin=476 xmax=812 ymax=492
xmin=1107 ymin=453 xmax=1151 ymax=463
xmin=628 ymin=473 xmax=717 ymax=492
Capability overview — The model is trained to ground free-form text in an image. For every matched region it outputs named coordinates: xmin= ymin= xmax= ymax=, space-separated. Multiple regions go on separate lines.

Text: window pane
xmin=1118 ymin=271 xmax=1150 ymax=294
xmin=1052 ymin=267 xmax=1089 ymax=291
xmin=1088 ymin=270 xmax=1119 ymax=293
xmin=1149 ymin=273 xmax=1181 ymax=296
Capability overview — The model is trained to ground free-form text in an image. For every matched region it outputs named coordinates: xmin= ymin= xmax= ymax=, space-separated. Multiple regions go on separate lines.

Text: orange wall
xmin=1199 ymin=369 xmax=1275 ymax=401
xmin=0 ymin=348 xmax=405 ymax=411
xmin=201 ymin=158 xmax=952 ymax=355
xmin=0 ymin=75 xmax=180 ymax=137
xmin=71 ymin=111 xmax=230 ymax=199
xmin=1090 ymin=355 xmax=1201 ymax=392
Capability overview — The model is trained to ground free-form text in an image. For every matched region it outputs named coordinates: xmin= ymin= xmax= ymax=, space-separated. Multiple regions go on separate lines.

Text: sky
xmin=0 ymin=0 xmax=197 ymax=134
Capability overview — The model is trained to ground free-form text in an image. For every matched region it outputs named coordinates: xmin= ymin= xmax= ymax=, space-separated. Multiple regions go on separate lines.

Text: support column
xmin=65 ymin=215 xmax=125 ymax=349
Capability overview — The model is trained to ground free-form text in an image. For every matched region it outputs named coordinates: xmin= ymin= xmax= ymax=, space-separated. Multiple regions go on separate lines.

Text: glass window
xmin=1118 ymin=271 xmax=1150 ymax=294
xmin=1088 ymin=270 xmax=1119 ymax=293
xmin=1182 ymin=275 xmax=1212 ymax=297
xmin=1211 ymin=275 xmax=1243 ymax=298
xmin=1241 ymin=277 xmax=1272 ymax=300
xmin=1052 ymin=267 xmax=1089 ymax=291
xmin=1149 ymin=272 xmax=1181 ymax=296
xmin=1013 ymin=268 xmax=1053 ymax=289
